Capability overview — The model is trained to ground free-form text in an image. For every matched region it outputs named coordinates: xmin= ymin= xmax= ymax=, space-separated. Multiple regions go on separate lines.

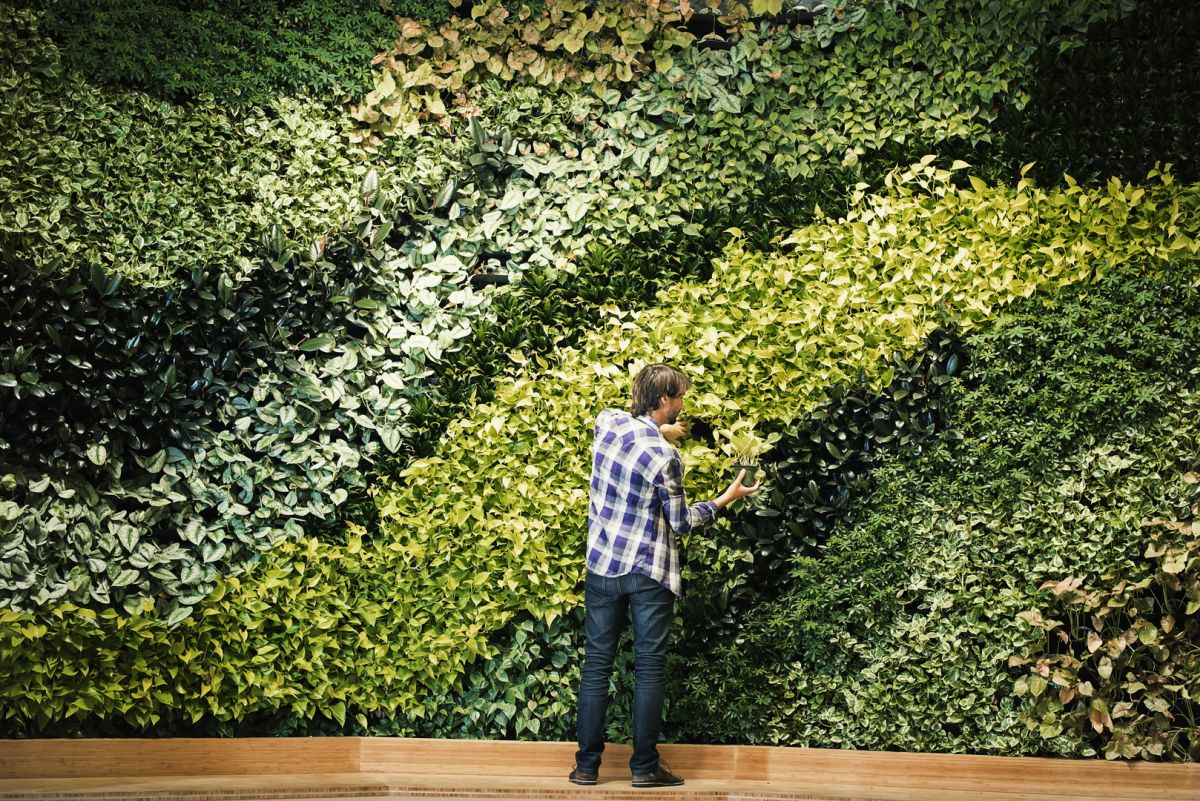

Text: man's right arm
xmin=714 ymin=468 xmax=762 ymax=510
xmin=655 ymin=452 xmax=718 ymax=535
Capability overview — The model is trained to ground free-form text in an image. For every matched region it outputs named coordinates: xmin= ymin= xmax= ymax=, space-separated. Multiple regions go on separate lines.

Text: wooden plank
xmin=359 ymin=739 xmax=734 ymax=780
xmin=0 ymin=738 xmax=359 ymax=780
xmin=360 ymin=738 xmax=578 ymax=778
xmin=733 ymin=746 xmax=1200 ymax=800
xmin=1 ymin=737 xmax=1197 ymax=801
xmin=0 ymin=773 xmax=389 ymax=800
xmin=0 ymin=772 xmax=1191 ymax=801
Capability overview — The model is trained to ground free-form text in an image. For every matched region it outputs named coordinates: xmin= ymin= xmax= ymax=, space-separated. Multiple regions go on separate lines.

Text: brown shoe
xmin=569 ymin=765 xmax=598 ymax=785
xmin=631 ymin=760 xmax=684 ymax=787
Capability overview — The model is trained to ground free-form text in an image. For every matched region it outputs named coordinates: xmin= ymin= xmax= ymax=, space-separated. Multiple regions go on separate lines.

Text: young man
xmin=570 ymin=364 xmax=761 ymax=788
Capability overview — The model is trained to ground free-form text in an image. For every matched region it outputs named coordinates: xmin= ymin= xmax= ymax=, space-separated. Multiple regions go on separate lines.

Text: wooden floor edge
xmin=0 ymin=776 xmax=1189 ymax=801
xmin=2 ymin=738 xmax=1197 ymax=801
xmin=0 ymin=791 xmax=905 ymax=801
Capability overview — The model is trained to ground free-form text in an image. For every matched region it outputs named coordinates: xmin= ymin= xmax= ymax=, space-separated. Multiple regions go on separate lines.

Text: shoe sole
xmin=632 ymin=781 xmax=684 ymax=788
xmin=569 ymin=778 xmax=598 ymax=786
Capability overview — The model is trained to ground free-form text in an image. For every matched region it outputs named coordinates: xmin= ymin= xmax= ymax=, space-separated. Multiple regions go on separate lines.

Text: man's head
xmin=630 ymin=363 xmax=691 ymax=423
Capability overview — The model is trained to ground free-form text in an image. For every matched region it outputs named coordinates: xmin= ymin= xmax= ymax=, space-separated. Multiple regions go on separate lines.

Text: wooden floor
xmin=4 ymin=773 xmax=1190 ymax=801
xmin=1 ymin=738 xmax=1197 ymax=801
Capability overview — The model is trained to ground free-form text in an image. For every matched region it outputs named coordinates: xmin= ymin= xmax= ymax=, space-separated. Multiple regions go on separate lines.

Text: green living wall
xmin=2 ymin=0 xmax=1198 ymax=760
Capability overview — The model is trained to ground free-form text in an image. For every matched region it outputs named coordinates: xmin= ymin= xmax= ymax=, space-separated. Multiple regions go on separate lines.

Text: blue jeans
xmin=574 ymin=570 xmax=675 ymax=775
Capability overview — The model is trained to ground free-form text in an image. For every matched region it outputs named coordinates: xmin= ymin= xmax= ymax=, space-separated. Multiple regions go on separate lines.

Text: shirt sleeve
xmin=655 ymin=451 xmax=718 ymax=535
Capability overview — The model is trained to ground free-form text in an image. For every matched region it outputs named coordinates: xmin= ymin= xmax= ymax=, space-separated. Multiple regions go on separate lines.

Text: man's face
xmin=661 ymin=391 xmax=685 ymax=424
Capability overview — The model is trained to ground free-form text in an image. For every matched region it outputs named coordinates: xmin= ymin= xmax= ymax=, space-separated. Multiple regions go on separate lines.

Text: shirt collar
xmin=636 ymin=413 xmax=661 ymax=433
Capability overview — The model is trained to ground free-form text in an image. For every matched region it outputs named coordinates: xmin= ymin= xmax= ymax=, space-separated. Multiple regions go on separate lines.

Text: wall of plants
xmin=2 ymin=0 xmax=1198 ymax=761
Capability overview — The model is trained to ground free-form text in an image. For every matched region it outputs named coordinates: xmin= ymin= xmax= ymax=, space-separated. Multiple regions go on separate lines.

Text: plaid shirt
xmin=586 ymin=408 xmax=719 ymax=598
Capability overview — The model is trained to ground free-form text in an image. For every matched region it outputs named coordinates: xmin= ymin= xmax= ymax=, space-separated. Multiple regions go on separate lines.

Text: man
xmin=570 ymin=363 xmax=761 ymax=788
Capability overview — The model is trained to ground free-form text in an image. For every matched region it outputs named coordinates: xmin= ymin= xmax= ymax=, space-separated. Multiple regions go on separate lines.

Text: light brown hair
xmin=630 ymin=364 xmax=691 ymax=417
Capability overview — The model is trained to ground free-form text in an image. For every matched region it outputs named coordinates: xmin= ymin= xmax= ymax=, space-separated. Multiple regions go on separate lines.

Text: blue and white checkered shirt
xmin=586 ymin=408 xmax=719 ymax=598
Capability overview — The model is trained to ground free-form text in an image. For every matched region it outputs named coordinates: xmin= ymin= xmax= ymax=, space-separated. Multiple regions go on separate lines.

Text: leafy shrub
xmin=0 ymin=210 xmax=433 ymax=617
xmin=377 ymin=611 xmax=586 ymax=739
xmin=350 ymin=0 xmax=698 ymax=140
xmin=678 ymin=327 xmax=965 ymax=651
xmin=5 ymin=0 xmax=1132 ymax=612
xmin=3 ymin=0 xmax=1195 ymax=743
xmin=355 ymin=0 xmax=1136 ymax=177
xmin=0 ymin=80 xmax=523 ymax=616
xmin=0 ymin=8 xmax=569 ymax=613
xmin=354 ymin=325 xmax=963 ymax=740
xmin=1013 ymin=489 xmax=1200 ymax=760
xmin=371 ymin=200 xmax=741 ymax=472
xmin=368 ymin=161 xmax=1184 ymax=694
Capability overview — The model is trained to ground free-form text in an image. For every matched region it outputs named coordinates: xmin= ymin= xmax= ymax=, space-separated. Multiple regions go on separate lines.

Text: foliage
xmin=334 ymin=155 xmax=881 ymax=535
xmin=9 ymin=0 xmax=1078 ymax=614
xmin=362 ymin=324 xmax=963 ymax=739
xmin=26 ymin=0 xmax=414 ymax=103
xmin=0 ymin=3 xmax=404 ymax=286
xmin=0 ymin=10 xmax=512 ymax=614
xmin=4 ymin=0 xmax=1139 ymax=618
xmin=0 ymin=3 xmax=573 ymax=613
xmin=353 ymin=0 xmax=1136 ymax=177
xmin=4 ymin=0 xmax=1199 ymax=748
xmin=377 ymin=612 xmax=586 ymax=739
xmin=994 ymin=0 xmax=1200 ymax=186
xmin=2 ymin=164 xmax=1192 ymax=731
xmin=1013 ymin=489 xmax=1200 ymax=760
xmin=369 ymin=233 xmax=718 ymax=472
xmin=667 ymin=258 xmax=1200 ymax=753
xmin=350 ymin=0 xmax=702 ymax=140
xmin=370 ymin=161 xmax=1184 ymax=687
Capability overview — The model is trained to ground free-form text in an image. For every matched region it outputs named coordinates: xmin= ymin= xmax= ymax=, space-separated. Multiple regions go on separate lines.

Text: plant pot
xmin=677 ymin=3 xmax=734 ymax=40
xmin=780 ymin=2 xmax=828 ymax=26
xmin=469 ymin=273 xmax=511 ymax=289
xmin=733 ymin=463 xmax=760 ymax=484
xmin=697 ymin=35 xmax=736 ymax=51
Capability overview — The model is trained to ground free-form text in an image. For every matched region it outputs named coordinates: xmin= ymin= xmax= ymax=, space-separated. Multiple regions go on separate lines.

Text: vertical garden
xmin=1 ymin=0 xmax=1198 ymax=761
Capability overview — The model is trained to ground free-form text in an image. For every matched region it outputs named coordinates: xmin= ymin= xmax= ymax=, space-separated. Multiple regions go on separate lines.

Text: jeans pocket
xmin=585 ymin=571 xmax=619 ymax=606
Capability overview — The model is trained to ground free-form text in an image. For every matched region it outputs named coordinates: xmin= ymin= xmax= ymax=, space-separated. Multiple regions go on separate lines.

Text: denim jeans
xmin=574 ymin=570 xmax=675 ymax=775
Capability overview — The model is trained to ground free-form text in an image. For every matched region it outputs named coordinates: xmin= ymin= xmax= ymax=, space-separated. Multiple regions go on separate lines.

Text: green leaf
xmin=299 ymin=334 xmax=336 ymax=352
xmin=564 ymin=196 xmax=589 ymax=223
xmin=111 ymin=569 xmax=140 ymax=588
xmin=86 ymin=444 xmax=108 ymax=466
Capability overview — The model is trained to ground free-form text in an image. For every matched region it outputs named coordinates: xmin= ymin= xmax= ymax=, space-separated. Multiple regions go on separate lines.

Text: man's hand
xmin=715 ymin=469 xmax=762 ymax=510
xmin=659 ymin=420 xmax=688 ymax=445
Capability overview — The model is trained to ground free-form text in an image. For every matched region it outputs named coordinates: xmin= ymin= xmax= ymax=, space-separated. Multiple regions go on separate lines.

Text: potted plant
xmin=732 ymin=444 xmax=761 ymax=485
xmin=717 ymin=422 xmax=776 ymax=485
